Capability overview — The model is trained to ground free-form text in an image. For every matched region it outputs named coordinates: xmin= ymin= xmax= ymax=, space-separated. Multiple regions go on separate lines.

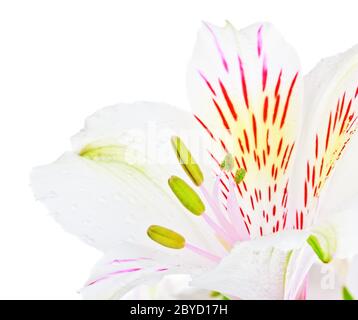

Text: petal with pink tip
xmin=187 ymin=22 xmax=303 ymax=238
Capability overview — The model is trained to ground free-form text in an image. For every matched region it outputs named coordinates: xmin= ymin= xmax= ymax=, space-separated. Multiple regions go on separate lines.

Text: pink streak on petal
xmin=202 ymin=212 xmax=232 ymax=244
xmin=110 ymin=257 xmax=151 ymax=264
xmin=295 ymin=276 xmax=308 ymax=300
xmin=262 ymin=54 xmax=268 ymax=91
xmin=86 ymin=268 xmax=142 ymax=287
xmin=257 ymin=25 xmax=263 ymax=57
xmin=287 ymin=248 xmax=316 ymax=300
xmin=204 ymin=22 xmax=229 ymax=73
xmin=198 ymin=70 xmax=217 ymax=96
xmin=156 ymin=268 xmax=169 ymax=272
xmin=226 ymin=181 xmax=250 ymax=241
xmin=238 ymin=55 xmax=250 ymax=109
xmin=200 ymin=185 xmax=237 ymax=243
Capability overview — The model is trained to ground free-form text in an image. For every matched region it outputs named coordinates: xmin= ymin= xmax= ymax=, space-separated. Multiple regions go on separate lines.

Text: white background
xmin=0 ymin=0 xmax=357 ymax=299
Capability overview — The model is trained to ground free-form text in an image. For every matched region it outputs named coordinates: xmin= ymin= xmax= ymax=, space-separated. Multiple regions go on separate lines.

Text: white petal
xmin=31 ymin=102 xmax=221 ymax=254
xmin=82 ymin=243 xmax=204 ymax=300
xmin=192 ymin=230 xmax=307 ymax=299
xmin=306 ymin=263 xmax=342 ymax=300
xmin=307 ymin=258 xmax=356 ymax=300
xmin=122 ymin=274 xmax=214 ymax=300
xmin=345 ymin=255 xmax=358 ymax=298
xmin=313 ymin=209 xmax=358 ymax=260
xmin=289 ymin=45 xmax=358 ymax=228
xmin=187 ymin=22 xmax=303 ymax=237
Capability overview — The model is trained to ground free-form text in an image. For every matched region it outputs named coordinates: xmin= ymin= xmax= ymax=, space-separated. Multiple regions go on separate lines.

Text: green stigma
xmin=210 ymin=291 xmax=230 ymax=300
xmin=171 ymin=136 xmax=204 ymax=186
xmin=307 ymin=225 xmax=337 ymax=264
xmin=168 ymin=176 xmax=205 ymax=216
xmin=220 ymin=153 xmax=234 ymax=171
xmin=306 ymin=234 xmax=333 ymax=264
xmin=234 ymin=168 xmax=246 ymax=184
xmin=147 ymin=225 xmax=185 ymax=249
xmin=342 ymin=286 xmax=355 ymax=300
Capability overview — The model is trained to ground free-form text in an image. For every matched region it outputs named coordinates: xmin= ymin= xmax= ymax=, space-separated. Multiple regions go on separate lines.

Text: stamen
xmin=171 ymin=136 xmax=204 ymax=186
xmin=234 ymin=168 xmax=246 ymax=184
xmin=185 ymin=243 xmax=221 ymax=262
xmin=200 ymin=185 xmax=237 ymax=242
xmin=168 ymin=175 xmax=232 ymax=246
xmin=147 ymin=225 xmax=185 ymax=249
xmin=168 ymin=176 xmax=205 ymax=216
xmin=202 ymin=212 xmax=234 ymax=245
xmin=226 ymin=181 xmax=250 ymax=241
xmin=220 ymin=153 xmax=234 ymax=171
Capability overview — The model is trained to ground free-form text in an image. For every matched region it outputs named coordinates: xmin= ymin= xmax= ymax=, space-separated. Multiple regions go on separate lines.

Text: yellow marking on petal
xmin=147 ymin=225 xmax=185 ymax=249
xmin=79 ymin=143 xmax=151 ymax=178
xmin=79 ymin=144 xmax=126 ymax=162
xmin=168 ymin=176 xmax=205 ymax=216
xmin=283 ymin=250 xmax=293 ymax=289
xmin=171 ymin=136 xmax=204 ymax=186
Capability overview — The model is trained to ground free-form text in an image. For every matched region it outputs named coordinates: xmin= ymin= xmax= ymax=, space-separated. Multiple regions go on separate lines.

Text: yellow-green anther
xmin=147 ymin=225 xmax=185 ymax=249
xmin=220 ymin=153 xmax=234 ymax=171
xmin=171 ymin=136 xmax=204 ymax=186
xmin=307 ymin=234 xmax=332 ymax=263
xmin=342 ymin=286 xmax=355 ymax=300
xmin=235 ymin=168 xmax=246 ymax=184
xmin=168 ymin=176 xmax=205 ymax=216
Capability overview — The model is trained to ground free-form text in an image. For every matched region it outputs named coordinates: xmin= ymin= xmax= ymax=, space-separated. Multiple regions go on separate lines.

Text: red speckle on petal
xmin=194 ymin=115 xmax=215 ymax=140
xmin=257 ymin=25 xmax=263 ymax=57
xmin=212 ymin=98 xmax=231 ymax=132
xmin=262 ymin=55 xmax=268 ymax=91
xmin=275 ymin=70 xmax=282 ymax=97
xmin=219 ymin=79 xmax=238 ymax=120
xmin=272 ymin=94 xmax=280 ymax=125
xmin=252 ymin=114 xmax=258 ymax=148
xmin=263 ymin=96 xmax=269 ymax=123
xmin=198 ymin=70 xmax=216 ymax=96
xmin=280 ymin=72 xmax=298 ymax=129
xmin=304 ymin=181 xmax=308 ymax=207
xmin=325 ymin=112 xmax=332 ymax=150
xmin=238 ymin=56 xmax=250 ymax=109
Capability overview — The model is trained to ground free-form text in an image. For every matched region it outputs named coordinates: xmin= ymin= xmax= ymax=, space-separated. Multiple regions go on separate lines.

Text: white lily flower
xmin=31 ymin=22 xmax=358 ymax=300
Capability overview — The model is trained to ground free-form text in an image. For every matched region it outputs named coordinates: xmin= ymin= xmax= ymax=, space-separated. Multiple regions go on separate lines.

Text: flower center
xmin=146 ymin=136 xmax=249 ymax=263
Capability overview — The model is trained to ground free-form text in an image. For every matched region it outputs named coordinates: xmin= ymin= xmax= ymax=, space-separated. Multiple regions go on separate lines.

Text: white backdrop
xmin=0 ymin=0 xmax=357 ymax=299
